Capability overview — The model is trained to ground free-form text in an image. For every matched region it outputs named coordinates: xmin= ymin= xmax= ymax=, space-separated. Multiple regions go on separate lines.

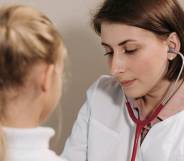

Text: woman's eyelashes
xmin=103 ymin=48 xmax=138 ymax=56
xmin=102 ymin=43 xmax=139 ymax=56
xmin=125 ymin=48 xmax=138 ymax=54
xmin=124 ymin=44 xmax=138 ymax=54
xmin=104 ymin=51 xmax=113 ymax=56
xmin=103 ymin=47 xmax=113 ymax=56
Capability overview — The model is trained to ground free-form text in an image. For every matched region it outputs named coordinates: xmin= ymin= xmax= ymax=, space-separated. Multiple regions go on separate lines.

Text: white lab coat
xmin=61 ymin=75 xmax=184 ymax=161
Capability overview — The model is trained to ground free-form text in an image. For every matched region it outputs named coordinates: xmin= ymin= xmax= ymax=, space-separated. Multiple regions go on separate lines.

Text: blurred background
xmin=0 ymin=0 xmax=184 ymax=154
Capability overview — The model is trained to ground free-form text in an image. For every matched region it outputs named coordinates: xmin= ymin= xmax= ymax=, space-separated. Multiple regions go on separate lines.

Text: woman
xmin=61 ymin=0 xmax=184 ymax=161
xmin=0 ymin=4 xmax=67 ymax=161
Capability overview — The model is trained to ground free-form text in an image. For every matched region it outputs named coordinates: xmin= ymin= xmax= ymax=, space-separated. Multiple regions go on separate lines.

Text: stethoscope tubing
xmin=126 ymin=101 xmax=164 ymax=161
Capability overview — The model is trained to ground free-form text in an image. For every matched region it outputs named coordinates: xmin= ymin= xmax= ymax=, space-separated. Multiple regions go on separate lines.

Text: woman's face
xmin=101 ymin=22 xmax=169 ymax=98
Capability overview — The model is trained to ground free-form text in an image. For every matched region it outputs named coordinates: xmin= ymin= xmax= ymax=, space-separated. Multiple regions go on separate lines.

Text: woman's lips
xmin=121 ymin=79 xmax=136 ymax=87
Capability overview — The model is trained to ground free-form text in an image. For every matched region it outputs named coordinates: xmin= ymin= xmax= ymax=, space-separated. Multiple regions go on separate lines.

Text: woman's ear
xmin=41 ymin=64 xmax=54 ymax=92
xmin=167 ymin=32 xmax=181 ymax=60
xmin=167 ymin=32 xmax=181 ymax=52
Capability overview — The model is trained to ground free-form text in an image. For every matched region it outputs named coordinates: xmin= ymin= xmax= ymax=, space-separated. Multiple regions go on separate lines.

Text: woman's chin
xmin=122 ymin=87 xmax=145 ymax=98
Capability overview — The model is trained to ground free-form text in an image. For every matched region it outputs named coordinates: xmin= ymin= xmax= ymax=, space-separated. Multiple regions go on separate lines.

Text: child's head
xmin=0 ymin=4 xmax=66 ymax=128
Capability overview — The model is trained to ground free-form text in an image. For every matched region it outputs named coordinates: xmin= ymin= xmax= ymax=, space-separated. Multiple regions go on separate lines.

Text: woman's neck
xmin=136 ymin=80 xmax=172 ymax=119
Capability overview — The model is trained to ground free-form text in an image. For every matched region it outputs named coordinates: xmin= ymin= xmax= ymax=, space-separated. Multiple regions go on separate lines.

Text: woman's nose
xmin=110 ymin=54 xmax=126 ymax=76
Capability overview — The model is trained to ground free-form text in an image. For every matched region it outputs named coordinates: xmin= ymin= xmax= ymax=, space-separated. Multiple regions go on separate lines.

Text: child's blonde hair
xmin=0 ymin=4 xmax=66 ymax=161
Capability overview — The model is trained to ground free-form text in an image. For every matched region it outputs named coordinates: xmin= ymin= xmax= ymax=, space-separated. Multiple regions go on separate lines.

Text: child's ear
xmin=41 ymin=64 xmax=54 ymax=92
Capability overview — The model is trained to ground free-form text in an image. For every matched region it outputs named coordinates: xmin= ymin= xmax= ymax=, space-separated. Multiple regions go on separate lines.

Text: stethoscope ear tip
xmin=168 ymin=47 xmax=177 ymax=54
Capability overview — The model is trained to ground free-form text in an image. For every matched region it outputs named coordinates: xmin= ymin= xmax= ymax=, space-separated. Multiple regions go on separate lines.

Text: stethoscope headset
xmin=125 ymin=47 xmax=184 ymax=161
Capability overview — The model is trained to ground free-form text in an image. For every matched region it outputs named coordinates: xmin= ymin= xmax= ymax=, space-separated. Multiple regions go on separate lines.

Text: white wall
xmin=179 ymin=0 xmax=184 ymax=7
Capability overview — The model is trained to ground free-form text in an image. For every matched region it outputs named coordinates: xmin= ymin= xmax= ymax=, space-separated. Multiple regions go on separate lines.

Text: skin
xmin=100 ymin=22 xmax=178 ymax=118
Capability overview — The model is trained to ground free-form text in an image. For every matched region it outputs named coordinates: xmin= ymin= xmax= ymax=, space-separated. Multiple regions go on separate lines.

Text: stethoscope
xmin=125 ymin=48 xmax=184 ymax=161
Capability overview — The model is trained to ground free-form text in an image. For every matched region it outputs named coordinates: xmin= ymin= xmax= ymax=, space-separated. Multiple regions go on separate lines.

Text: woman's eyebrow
xmin=118 ymin=39 xmax=136 ymax=46
xmin=101 ymin=42 xmax=110 ymax=47
xmin=101 ymin=39 xmax=136 ymax=47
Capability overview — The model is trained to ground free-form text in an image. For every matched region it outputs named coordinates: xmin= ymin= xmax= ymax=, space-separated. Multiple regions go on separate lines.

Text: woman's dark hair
xmin=92 ymin=0 xmax=184 ymax=81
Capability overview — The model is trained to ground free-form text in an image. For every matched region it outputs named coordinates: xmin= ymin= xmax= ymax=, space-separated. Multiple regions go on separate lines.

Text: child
xmin=0 ymin=4 xmax=67 ymax=161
